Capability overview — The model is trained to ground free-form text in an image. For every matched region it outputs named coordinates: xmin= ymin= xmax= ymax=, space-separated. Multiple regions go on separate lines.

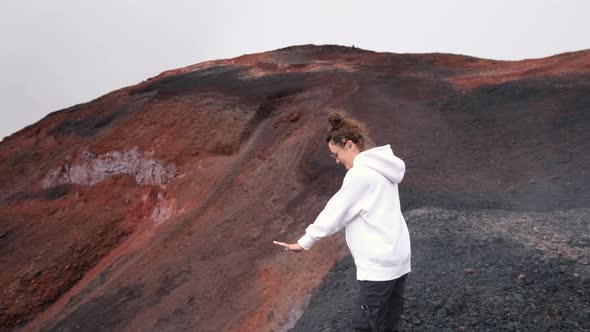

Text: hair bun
xmin=328 ymin=112 xmax=345 ymax=130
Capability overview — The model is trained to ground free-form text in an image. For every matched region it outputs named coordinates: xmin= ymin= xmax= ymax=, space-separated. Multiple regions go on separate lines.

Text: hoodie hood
xmin=352 ymin=144 xmax=406 ymax=184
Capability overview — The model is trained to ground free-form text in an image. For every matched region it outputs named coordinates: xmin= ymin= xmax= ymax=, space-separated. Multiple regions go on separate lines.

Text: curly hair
xmin=325 ymin=112 xmax=374 ymax=151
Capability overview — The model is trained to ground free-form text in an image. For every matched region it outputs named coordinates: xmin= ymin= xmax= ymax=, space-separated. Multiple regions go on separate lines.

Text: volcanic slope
xmin=0 ymin=45 xmax=588 ymax=331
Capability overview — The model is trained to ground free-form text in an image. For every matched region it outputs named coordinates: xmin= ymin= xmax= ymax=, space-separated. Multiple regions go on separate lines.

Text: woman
xmin=273 ymin=112 xmax=411 ymax=332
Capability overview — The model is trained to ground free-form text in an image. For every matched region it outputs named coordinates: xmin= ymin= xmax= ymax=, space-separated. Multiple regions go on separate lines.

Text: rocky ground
xmin=1 ymin=45 xmax=589 ymax=331
xmin=291 ymin=207 xmax=590 ymax=331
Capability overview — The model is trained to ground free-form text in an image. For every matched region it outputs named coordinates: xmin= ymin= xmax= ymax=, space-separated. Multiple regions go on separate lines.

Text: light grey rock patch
xmin=43 ymin=147 xmax=176 ymax=189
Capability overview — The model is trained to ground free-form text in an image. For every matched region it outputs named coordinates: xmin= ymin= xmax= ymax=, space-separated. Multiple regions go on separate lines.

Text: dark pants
xmin=352 ymin=274 xmax=408 ymax=332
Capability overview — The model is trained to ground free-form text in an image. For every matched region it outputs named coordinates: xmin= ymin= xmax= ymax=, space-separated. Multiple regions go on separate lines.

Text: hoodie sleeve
xmin=297 ymin=168 xmax=370 ymax=250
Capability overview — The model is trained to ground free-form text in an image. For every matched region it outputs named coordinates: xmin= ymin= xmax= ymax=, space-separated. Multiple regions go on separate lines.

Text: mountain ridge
xmin=1 ymin=44 xmax=588 ymax=331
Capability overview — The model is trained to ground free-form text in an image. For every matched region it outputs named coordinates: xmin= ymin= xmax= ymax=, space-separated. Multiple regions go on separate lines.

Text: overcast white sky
xmin=1 ymin=0 xmax=589 ymax=140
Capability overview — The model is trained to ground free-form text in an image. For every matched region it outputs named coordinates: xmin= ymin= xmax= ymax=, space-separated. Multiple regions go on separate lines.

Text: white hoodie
xmin=297 ymin=144 xmax=411 ymax=281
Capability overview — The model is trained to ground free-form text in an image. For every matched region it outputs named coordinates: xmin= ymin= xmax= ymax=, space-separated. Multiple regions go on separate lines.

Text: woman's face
xmin=328 ymin=140 xmax=359 ymax=170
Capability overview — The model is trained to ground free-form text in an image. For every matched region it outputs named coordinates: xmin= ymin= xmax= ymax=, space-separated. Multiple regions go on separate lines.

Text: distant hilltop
xmin=1 ymin=45 xmax=589 ymax=331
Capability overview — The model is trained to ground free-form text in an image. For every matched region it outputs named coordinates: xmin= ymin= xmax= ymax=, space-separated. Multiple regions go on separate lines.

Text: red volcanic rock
xmin=0 ymin=44 xmax=589 ymax=331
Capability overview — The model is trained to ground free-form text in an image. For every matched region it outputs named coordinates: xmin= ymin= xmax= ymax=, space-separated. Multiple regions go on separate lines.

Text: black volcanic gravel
xmin=290 ymin=207 xmax=590 ymax=331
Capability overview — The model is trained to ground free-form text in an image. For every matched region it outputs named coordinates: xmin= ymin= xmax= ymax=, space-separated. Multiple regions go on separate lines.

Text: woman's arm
xmin=273 ymin=167 xmax=370 ymax=252
xmin=272 ymin=241 xmax=303 ymax=252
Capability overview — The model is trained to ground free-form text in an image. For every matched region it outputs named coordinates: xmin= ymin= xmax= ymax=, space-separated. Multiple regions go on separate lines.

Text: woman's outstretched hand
xmin=273 ymin=241 xmax=303 ymax=252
